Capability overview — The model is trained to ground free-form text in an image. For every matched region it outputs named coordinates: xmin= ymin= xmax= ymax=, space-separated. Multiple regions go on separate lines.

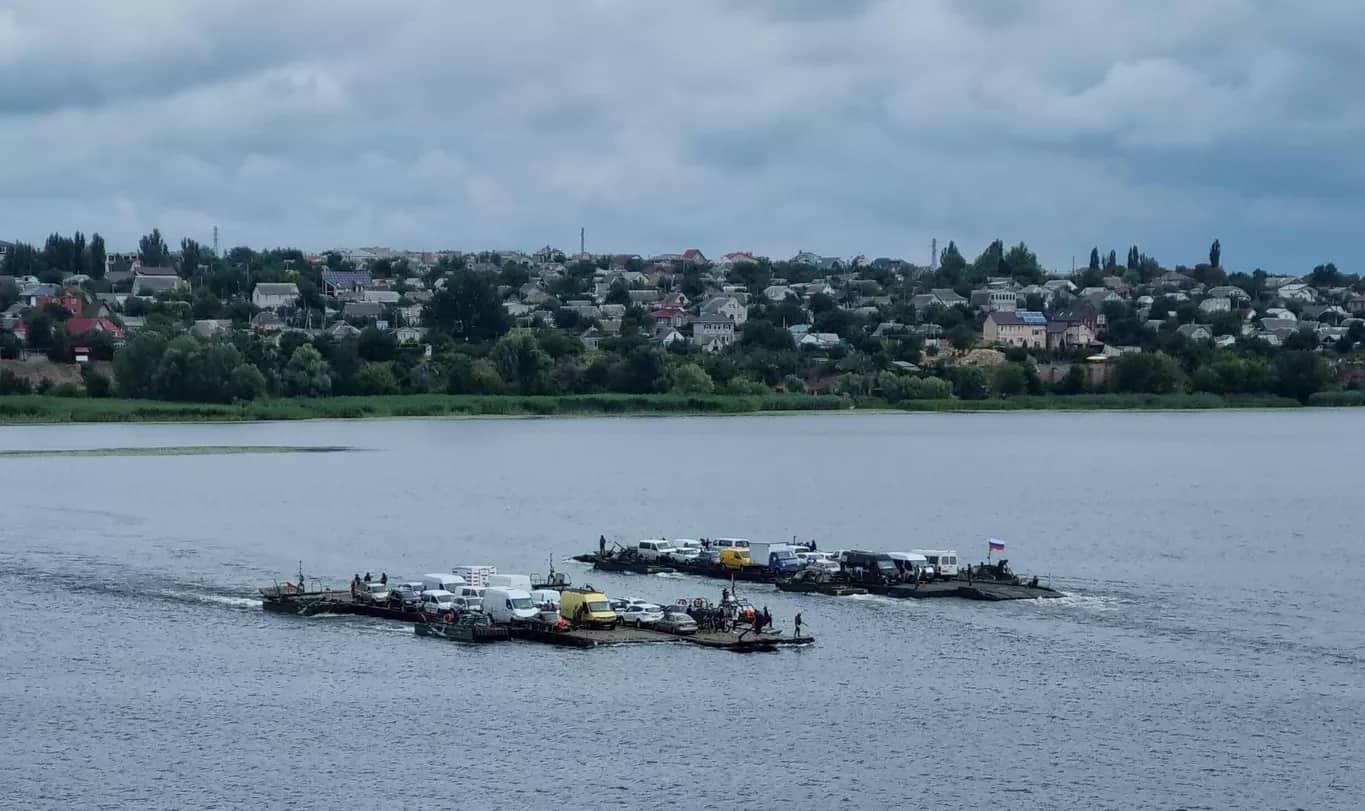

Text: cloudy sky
xmin=3 ymin=0 xmax=1364 ymax=272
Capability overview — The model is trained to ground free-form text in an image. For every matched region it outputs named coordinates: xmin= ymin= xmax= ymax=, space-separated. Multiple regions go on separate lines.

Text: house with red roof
xmin=65 ymin=317 xmax=126 ymax=343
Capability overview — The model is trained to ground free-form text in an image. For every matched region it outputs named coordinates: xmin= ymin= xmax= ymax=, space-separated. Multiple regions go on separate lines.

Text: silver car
xmin=655 ymin=606 xmax=699 ymax=635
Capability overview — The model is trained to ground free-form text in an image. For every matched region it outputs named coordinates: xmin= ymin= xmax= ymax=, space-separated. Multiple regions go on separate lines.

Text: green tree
xmin=179 ymin=238 xmax=209 ymax=278
xmin=355 ymin=362 xmax=400 ymax=395
xmin=671 ymin=363 xmax=714 ymax=394
xmin=741 ymin=320 xmax=795 ymax=351
xmin=283 ymin=343 xmax=333 ymax=397
xmin=357 ymin=327 xmax=397 ymax=362
xmin=491 ymin=333 xmax=552 ymax=394
xmin=936 ymin=241 xmax=967 ymax=286
xmin=0 ymin=332 xmax=22 ymax=359
xmin=1114 ymin=351 xmax=1185 ymax=394
xmin=443 ymin=354 xmax=504 ymax=394
xmin=906 ymin=376 xmax=952 ymax=399
xmin=969 ymin=239 xmax=1005 ymax=285
xmin=992 ymin=363 xmax=1029 ymax=396
xmin=611 ymin=346 xmax=670 ymax=393
xmin=47 ymin=328 xmax=72 ymax=362
xmin=948 ymin=323 xmax=976 ymax=351
xmin=553 ymin=307 xmax=581 ymax=330
xmin=0 ymin=368 xmax=33 ymax=394
xmin=88 ymin=233 xmax=107 ymax=279
xmin=1053 ymin=364 xmax=1087 ymax=395
xmin=1274 ymin=350 xmax=1328 ymax=403
xmin=229 ymin=363 xmax=268 ymax=400
xmin=1209 ymin=239 xmax=1221 ymax=268
xmin=605 ymin=280 xmax=630 ymax=306
xmin=24 ymin=310 xmax=54 ymax=350
xmin=952 ymin=366 xmax=990 ymax=399
xmin=113 ymin=332 xmax=169 ymax=397
xmin=1088 ymin=247 xmax=1101 ymax=271
xmin=191 ymin=289 xmax=221 ymax=319
xmin=1003 ymin=243 xmax=1043 ymax=284
xmin=139 ymin=228 xmax=170 ymax=267
xmin=425 ymin=270 xmax=511 ymax=342
xmin=80 ymin=366 xmax=112 ymax=397
xmin=0 ymin=277 xmax=18 ymax=311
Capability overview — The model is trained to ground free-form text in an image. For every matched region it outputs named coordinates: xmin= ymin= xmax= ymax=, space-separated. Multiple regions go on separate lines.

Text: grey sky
xmin=3 ymin=0 xmax=1364 ymax=273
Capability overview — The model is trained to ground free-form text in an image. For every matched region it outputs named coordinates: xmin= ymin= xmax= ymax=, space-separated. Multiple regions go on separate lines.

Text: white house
xmin=1198 ymin=297 xmax=1232 ymax=314
xmin=701 ymin=295 xmax=747 ymax=325
xmin=1277 ymin=283 xmax=1318 ymax=304
xmin=694 ymin=312 xmax=736 ymax=350
xmin=395 ymin=326 xmax=426 ymax=344
xmin=252 ymin=282 xmax=299 ymax=310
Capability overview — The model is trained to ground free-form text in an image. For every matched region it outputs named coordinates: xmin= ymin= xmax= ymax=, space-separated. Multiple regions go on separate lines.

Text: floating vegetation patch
xmin=0 ymin=445 xmax=355 ymax=459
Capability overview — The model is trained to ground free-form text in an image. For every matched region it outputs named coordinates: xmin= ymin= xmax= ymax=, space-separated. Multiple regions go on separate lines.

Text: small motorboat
xmin=774 ymin=568 xmax=867 ymax=596
xmin=414 ymin=611 xmax=511 ymax=643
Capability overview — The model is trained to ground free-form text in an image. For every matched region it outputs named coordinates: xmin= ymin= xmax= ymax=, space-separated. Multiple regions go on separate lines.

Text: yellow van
xmin=720 ymin=548 xmax=752 ymax=570
xmin=560 ymin=589 xmax=619 ymax=628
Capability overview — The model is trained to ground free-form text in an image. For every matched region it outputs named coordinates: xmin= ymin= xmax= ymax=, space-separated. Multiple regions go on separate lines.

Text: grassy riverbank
xmin=0 ymin=390 xmax=1360 ymax=424
xmin=0 ymin=393 xmax=854 ymax=423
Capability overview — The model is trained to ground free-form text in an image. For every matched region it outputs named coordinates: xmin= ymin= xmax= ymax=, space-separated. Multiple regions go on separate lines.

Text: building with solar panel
xmin=983 ymin=310 xmax=1048 ymax=348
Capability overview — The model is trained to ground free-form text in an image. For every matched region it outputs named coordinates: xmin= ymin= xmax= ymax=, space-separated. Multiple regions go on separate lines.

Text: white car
xmin=797 ymin=551 xmax=840 ymax=574
xmin=619 ymin=603 xmax=665 ymax=627
xmin=419 ymin=589 xmax=459 ymax=616
xmin=668 ymin=539 xmax=703 ymax=560
xmin=357 ymin=581 xmax=389 ymax=604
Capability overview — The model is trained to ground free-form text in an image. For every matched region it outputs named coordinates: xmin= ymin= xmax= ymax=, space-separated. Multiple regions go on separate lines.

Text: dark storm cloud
xmin=2 ymin=0 xmax=1365 ymax=271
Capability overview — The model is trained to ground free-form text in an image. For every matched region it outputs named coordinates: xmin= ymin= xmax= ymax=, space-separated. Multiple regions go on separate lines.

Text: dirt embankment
xmin=0 ymin=357 xmax=112 ymax=385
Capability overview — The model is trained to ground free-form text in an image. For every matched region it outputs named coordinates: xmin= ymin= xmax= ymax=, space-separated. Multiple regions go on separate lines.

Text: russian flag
xmin=988 ymin=540 xmax=1006 ymax=552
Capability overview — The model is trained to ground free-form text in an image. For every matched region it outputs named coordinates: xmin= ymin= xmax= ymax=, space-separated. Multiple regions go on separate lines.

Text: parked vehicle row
xmin=625 ymin=538 xmax=962 ymax=582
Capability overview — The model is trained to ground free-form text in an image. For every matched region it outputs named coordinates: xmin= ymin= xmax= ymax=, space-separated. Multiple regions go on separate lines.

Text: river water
xmin=1 ymin=412 xmax=1361 ymax=809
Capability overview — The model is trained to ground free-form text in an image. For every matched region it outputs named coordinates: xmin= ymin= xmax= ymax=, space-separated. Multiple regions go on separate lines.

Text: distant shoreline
xmin=0 ymin=391 xmax=1359 ymax=426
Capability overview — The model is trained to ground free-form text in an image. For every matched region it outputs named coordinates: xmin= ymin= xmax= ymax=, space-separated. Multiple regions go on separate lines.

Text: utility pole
xmin=212 ymin=225 xmax=219 ymax=256
xmin=580 ymin=227 xmax=585 ymax=257
xmin=930 ymin=238 xmax=937 ymax=272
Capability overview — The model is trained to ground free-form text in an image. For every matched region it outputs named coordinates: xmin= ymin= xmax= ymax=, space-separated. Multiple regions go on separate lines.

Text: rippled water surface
xmin=2 ymin=412 xmax=1362 ymax=809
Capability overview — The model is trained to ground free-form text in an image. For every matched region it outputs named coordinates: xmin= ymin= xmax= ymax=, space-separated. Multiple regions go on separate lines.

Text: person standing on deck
xmin=599 ymin=535 xmax=607 ymax=555
xmin=794 ymin=612 xmax=803 ymax=637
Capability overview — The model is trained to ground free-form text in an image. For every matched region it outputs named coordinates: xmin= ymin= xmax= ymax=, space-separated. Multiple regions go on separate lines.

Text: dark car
xmin=388 ymin=584 xmax=422 ymax=611
xmin=838 ymin=550 xmax=899 ymax=583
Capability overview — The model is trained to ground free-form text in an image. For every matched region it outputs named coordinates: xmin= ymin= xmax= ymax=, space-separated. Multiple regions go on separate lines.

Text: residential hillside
xmin=2 ymin=232 xmax=1362 ymax=405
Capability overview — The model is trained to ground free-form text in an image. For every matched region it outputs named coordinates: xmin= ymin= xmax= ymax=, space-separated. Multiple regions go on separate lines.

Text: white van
xmin=711 ymin=537 xmax=751 ymax=550
xmin=636 ymin=540 xmax=679 ymax=561
xmin=889 ymin=552 xmax=934 ymax=580
xmin=910 ymin=549 xmax=959 ymax=578
xmin=483 ymin=588 xmax=538 ymax=623
xmin=487 ymin=574 xmax=533 ymax=592
xmin=529 ymin=589 xmax=560 ymax=610
xmin=422 ymin=573 xmax=466 ymax=593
